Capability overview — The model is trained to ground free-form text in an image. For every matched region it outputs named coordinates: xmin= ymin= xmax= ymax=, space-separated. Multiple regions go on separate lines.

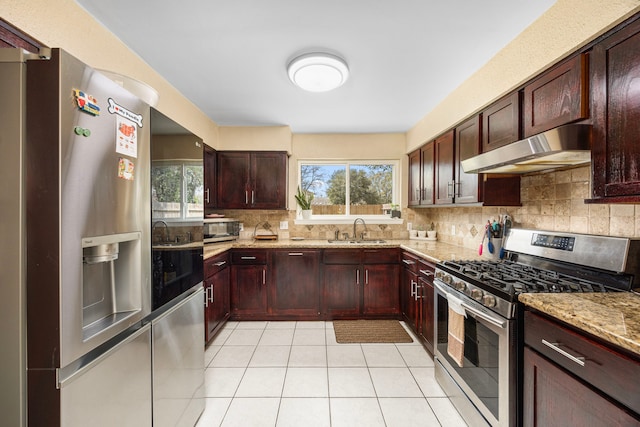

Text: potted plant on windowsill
xmin=295 ymin=186 xmax=314 ymax=219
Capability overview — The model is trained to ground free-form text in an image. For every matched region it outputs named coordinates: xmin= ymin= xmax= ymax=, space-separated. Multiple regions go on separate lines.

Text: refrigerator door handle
xmin=57 ymin=323 xmax=151 ymax=389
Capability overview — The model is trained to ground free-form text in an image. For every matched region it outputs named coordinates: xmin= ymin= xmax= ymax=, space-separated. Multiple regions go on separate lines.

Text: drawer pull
xmin=288 ymin=252 xmax=304 ymax=256
xmin=542 ymin=339 xmax=586 ymax=367
xmin=419 ymin=269 xmax=433 ymax=277
xmin=214 ymin=261 xmax=227 ymax=267
xmin=402 ymin=259 xmax=415 ymax=265
xmin=241 ymin=256 xmax=257 ymax=260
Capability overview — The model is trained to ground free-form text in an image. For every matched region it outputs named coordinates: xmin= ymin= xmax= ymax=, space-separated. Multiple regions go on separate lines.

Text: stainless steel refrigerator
xmin=1 ymin=47 xmax=153 ymax=426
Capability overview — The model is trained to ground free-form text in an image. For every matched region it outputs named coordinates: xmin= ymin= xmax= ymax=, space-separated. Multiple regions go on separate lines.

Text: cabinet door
xmin=523 ymin=347 xmax=639 ymax=427
xmin=418 ymin=277 xmax=434 ymax=354
xmin=408 ymin=149 xmax=421 ymax=206
xmin=523 ymin=54 xmax=588 ymax=137
xmin=434 ymin=131 xmax=455 ymax=205
xmin=322 ymin=264 xmax=361 ymax=318
xmin=250 ymin=152 xmax=287 ymax=209
xmin=217 ymin=152 xmax=250 ymax=208
xmin=203 ymin=144 xmax=216 ymax=210
xmin=363 ymin=264 xmax=400 ymax=316
xmin=455 ymin=115 xmax=481 ymax=204
xmin=230 ymin=264 xmax=267 ymax=316
xmin=482 ymin=92 xmax=521 ymax=152
xmin=401 ymin=267 xmax=418 ymax=331
xmin=270 ymin=250 xmax=320 ymax=317
xmin=204 ymin=266 xmax=230 ymax=343
xmin=590 ymin=20 xmax=640 ymax=201
xmin=420 ymin=142 xmax=435 ymax=205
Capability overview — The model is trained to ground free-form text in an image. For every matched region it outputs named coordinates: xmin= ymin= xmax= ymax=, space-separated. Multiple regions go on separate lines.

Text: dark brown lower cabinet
xmin=523 ymin=310 xmax=640 ymax=426
xmin=322 ymin=248 xmax=400 ymax=319
xmin=270 ymin=249 xmax=320 ymax=317
xmin=400 ymin=251 xmax=435 ymax=353
xmin=230 ymin=250 xmax=268 ymax=317
xmin=204 ymin=252 xmax=230 ymax=343
xmin=523 ymin=347 xmax=639 ymax=427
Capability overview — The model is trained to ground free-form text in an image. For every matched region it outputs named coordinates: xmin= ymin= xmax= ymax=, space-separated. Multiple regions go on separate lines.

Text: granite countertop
xmin=519 ymin=292 xmax=640 ymax=356
xmin=203 ymin=238 xmax=483 ymax=262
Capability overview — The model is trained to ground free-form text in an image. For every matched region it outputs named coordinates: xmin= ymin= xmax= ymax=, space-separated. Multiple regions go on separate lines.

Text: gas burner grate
xmin=442 ymin=260 xmax=608 ymax=294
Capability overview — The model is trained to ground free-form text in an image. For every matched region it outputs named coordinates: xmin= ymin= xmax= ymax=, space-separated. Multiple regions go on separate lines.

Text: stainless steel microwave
xmin=203 ymin=218 xmax=240 ymax=243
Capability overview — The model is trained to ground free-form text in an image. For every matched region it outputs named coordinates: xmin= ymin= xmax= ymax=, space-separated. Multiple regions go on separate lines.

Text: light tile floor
xmin=197 ymin=320 xmax=468 ymax=427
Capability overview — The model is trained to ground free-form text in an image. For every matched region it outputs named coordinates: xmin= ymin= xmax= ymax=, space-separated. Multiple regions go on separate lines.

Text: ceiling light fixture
xmin=287 ymin=52 xmax=349 ymax=92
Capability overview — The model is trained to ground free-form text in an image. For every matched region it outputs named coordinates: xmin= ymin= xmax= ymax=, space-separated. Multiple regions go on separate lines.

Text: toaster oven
xmin=203 ymin=218 xmax=240 ymax=243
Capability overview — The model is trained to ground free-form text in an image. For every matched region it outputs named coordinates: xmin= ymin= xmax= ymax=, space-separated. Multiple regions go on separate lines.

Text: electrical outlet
xmin=407 ymin=222 xmax=413 ymax=231
xmin=239 ymin=223 xmax=244 ymax=231
xmin=279 ymin=221 xmax=289 ymax=230
xmin=451 ymin=225 xmax=456 ymax=235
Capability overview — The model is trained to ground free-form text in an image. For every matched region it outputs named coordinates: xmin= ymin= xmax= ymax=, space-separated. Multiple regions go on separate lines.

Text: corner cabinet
xmin=589 ymin=18 xmax=640 ymax=202
xmin=217 ymin=151 xmax=287 ymax=209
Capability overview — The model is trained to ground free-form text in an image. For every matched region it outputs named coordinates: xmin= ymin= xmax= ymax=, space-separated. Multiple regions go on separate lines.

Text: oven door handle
xmin=434 ymin=280 xmax=506 ymax=329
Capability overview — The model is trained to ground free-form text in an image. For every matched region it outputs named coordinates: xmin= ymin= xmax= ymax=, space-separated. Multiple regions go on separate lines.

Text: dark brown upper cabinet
xmin=454 ymin=115 xmax=481 ymax=204
xmin=589 ymin=18 xmax=640 ymax=202
xmin=217 ymin=151 xmax=287 ymax=209
xmin=408 ymin=142 xmax=435 ymax=207
xmin=203 ymin=144 xmax=217 ymax=212
xmin=434 ymin=130 xmax=455 ymax=204
xmin=523 ymin=53 xmax=589 ymax=137
xmin=482 ymin=92 xmax=521 ymax=152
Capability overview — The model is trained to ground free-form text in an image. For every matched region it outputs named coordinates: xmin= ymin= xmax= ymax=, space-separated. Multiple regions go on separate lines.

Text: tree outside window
xmin=299 ymin=161 xmax=396 ymax=216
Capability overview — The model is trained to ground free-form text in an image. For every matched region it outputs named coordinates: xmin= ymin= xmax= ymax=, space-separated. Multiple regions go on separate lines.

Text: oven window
xmin=437 ymin=293 xmax=500 ymax=419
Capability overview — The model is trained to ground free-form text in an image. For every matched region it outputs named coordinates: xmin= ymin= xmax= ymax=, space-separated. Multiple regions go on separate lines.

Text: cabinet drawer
xmin=205 ymin=252 xmax=229 ymax=277
xmin=417 ymin=258 xmax=435 ymax=281
xmin=401 ymin=251 xmax=420 ymax=274
xmin=363 ymin=248 xmax=399 ymax=264
xmin=323 ymin=249 xmax=361 ymax=264
xmin=231 ymin=250 xmax=267 ymax=264
xmin=524 ymin=310 xmax=640 ymax=414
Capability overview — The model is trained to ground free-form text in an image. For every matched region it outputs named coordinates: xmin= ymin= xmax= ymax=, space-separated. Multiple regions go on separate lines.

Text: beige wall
xmin=218 ymin=126 xmax=292 ymax=152
xmin=0 ymin=0 xmax=220 ymax=147
xmin=406 ymin=0 xmax=640 ymax=151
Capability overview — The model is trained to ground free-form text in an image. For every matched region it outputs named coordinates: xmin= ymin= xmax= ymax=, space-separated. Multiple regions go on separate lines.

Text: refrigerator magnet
xmin=117 ymin=157 xmax=135 ymax=181
xmin=116 ymin=116 xmax=138 ymax=158
xmin=107 ymin=98 xmax=143 ymax=127
xmin=73 ymin=89 xmax=100 ymax=116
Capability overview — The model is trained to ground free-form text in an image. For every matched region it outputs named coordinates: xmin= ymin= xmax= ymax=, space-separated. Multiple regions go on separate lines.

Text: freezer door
xmin=152 ymin=287 xmax=205 ymax=427
xmin=60 ymin=324 xmax=152 ymax=427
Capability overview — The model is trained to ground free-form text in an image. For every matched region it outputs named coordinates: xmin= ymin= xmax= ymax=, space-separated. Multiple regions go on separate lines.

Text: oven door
xmin=433 ymin=280 xmax=515 ymax=427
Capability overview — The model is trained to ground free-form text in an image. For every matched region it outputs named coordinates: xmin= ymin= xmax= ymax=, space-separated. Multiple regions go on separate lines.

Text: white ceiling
xmin=77 ymin=0 xmax=556 ymax=134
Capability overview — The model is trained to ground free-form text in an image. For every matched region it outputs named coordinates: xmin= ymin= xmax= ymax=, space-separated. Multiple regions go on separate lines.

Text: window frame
xmin=296 ymin=159 xmax=402 ymax=224
xmin=151 ymin=159 xmax=203 ymax=222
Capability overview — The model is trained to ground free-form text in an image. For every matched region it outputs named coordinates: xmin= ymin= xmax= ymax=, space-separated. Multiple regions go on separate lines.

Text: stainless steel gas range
xmin=433 ymin=228 xmax=640 ymax=427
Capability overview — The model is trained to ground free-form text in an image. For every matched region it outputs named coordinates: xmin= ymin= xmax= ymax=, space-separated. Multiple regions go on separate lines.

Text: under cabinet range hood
xmin=461 ymin=124 xmax=592 ymax=174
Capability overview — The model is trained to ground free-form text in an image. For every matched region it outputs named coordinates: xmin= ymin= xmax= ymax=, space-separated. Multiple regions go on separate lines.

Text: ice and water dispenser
xmin=81 ymin=231 xmax=143 ymax=341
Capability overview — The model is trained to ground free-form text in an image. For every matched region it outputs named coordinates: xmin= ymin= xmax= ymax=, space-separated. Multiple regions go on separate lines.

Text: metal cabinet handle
xmin=209 ymin=284 xmax=214 ymax=304
xmin=447 ymin=181 xmax=455 ymax=199
xmin=455 ymin=181 xmax=462 ymax=198
xmin=416 ymin=284 xmax=424 ymax=299
xmin=245 ymin=190 xmax=248 ymax=204
xmin=419 ymin=269 xmax=434 ymax=277
xmin=541 ymin=339 xmax=586 ymax=367
xmin=415 ymin=188 xmax=420 ymax=200
xmin=365 ymin=269 xmax=369 ymax=285
xmin=356 ymin=269 xmax=360 ymax=285
xmin=288 ymin=252 xmax=303 ymax=256
xmin=252 ymin=190 xmax=255 ymax=204
xmin=205 ymin=188 xmax=210 ymax=203
xmin=262 ymin=269 xmax=266 ymax=285
xmin=214 ymin=261 xmax=227 ymax=267
xmin=402 ymin=259 xmax=415 ymax=265
xmin=410 ymin=280 xmax=417 ymax=298
xmin=241 ymin=256 xmax=257 ymax=260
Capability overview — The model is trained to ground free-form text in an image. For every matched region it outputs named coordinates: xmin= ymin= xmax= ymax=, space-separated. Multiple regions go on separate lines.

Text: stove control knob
xmin=435 ymin=271 xmax=444 ymax=280
xmin=482 ymin=294 xmax=497 ymax=307
xmin=442 ymin=275 xmax=453 ymax=285
xmin=454 ymin=281 xmax=467 ymax=292
xmin=471 ymin=289 xmax=483 ymax=301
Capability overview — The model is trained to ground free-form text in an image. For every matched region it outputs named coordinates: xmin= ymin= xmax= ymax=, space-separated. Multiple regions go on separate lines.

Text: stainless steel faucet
xmin=353 ymin=217 xmax=367 ymax=241
xmin=152 ymin=220 xmax=169 ymax=243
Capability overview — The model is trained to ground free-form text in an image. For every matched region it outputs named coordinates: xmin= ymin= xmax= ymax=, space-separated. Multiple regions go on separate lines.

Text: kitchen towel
xmin=447 ymin=294 xmax=466 ymax=368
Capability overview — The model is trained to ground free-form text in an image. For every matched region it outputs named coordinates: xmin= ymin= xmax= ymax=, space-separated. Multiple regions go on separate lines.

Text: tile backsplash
xmin=215 ymin=166 xmax=640 ymax=250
